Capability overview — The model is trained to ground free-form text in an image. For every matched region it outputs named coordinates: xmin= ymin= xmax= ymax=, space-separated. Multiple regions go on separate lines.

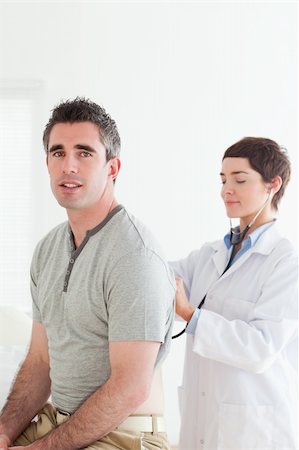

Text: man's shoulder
xmin=111 ymin=207 xmax=166 ymax=258
xmin=37 ymin=221 xmax=68 ymax=245
xmin=32 ymin=221 xmax=68 ymax=260
xmin=108 ymin=208 xmax=174 ymax=286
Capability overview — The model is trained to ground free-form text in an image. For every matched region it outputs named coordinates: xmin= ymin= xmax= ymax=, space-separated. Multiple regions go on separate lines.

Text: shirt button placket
xmin=64 ymin=257 xmax=75 ymax=292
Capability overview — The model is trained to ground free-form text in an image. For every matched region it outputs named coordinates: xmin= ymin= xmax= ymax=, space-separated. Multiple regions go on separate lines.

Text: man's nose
xmin=62 ymin=155 xmax=78 ymax=174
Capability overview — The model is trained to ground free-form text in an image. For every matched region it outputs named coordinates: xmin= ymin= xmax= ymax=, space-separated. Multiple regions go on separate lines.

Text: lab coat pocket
xmin=218 ymin=403 xmax=274 ymax=449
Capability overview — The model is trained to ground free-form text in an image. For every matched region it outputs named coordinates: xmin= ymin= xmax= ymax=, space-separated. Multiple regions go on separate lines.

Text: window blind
xmin=0 ymin=95 xmax=36 ymax=308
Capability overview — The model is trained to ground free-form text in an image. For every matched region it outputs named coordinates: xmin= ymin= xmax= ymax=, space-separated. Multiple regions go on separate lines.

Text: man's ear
xmin=109 ymin=158 xmax=121 ymax=181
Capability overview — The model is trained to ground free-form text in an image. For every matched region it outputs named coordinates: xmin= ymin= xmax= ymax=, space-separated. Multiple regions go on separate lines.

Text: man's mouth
xmin=60 ymin=183 xmax=82 ymax=188
xmin=58 ymin=181 xmax=83 ymax=191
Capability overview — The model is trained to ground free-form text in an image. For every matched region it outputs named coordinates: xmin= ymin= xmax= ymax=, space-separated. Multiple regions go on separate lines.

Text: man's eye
xmin=236 ymin=180 xmax=246 ymax=184
xmin=221 ymin=179 xmax=226 ymax=184
xmin=52 ymin=151 xmax=64 ymax=157
xmin=81 ymin=151 xmax=92 ymax=157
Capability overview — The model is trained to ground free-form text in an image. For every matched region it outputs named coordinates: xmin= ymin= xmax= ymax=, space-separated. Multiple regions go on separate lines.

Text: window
xmin=0 ymin=81 xmax=43 ymax=309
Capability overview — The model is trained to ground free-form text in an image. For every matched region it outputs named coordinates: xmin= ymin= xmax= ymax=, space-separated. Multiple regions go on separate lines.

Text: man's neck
xmin=67 ymin=197 xmax=118 ymax=248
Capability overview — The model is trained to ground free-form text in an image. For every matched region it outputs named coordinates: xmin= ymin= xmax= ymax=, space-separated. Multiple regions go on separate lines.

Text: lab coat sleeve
xmin=169 ymin=248 xmax=205 ymax=298
xmin=192 ymin=253 xmax=298 ymax=373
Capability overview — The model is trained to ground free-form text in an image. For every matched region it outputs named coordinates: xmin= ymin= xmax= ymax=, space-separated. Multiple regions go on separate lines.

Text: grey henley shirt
xmin=30 ymin=206 xmax=175 ymax=413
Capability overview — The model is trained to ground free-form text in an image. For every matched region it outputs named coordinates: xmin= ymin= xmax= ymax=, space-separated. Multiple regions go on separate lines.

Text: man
xmin=0 ymin=98 xmax=175 ymax=450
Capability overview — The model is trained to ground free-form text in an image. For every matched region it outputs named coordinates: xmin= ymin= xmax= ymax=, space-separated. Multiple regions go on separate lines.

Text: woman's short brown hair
xmin=223 ymin=137 xmax=291 ymax=210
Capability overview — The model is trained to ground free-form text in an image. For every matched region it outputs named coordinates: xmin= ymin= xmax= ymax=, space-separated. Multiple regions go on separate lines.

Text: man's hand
xmin=9 ymin=447 xmax=26 ymax=449
xmin=175 ymin=276 xmax=195 ymax=322
xmin=9 ymin=445 xmax=38 ymax=449
xmin=0 ymin=433 xmax=11 ymax=450
xmin=9 ymin=447 xmax=25 ymax=449
xmin=0 ymin=322 xmax=50 ymax=448
xmin=9 ymin=443 xmax=42 ymax=449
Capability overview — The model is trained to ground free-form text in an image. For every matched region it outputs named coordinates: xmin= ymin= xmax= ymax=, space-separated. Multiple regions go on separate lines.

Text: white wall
xmin=0 ymin=1 xmax=297 ymax=445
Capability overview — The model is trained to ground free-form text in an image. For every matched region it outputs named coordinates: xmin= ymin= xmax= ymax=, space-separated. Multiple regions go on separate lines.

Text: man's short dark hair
xmin=43 ymin=97 xmax=121 ymax=161
xmin=223 ymin=137 xmax=291 ymax=210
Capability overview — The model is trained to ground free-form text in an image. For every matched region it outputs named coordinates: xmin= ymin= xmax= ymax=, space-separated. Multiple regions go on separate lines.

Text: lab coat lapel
xmin=211 ymin=223 xmax=282 ymax=280
xmin=211 ymin=241 xmax=230 ymax=276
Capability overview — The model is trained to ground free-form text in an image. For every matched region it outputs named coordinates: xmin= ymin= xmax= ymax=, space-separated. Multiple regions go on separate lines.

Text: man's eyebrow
xmin=48 ymin=144 xmax=63 ymax=153
xmin=74 ymin=144 xmax=97 ymax=153
xmin=219 ymin=171 xmax=249 ymax=176
xmin=48 ymin=144 xmax=97 ymax=153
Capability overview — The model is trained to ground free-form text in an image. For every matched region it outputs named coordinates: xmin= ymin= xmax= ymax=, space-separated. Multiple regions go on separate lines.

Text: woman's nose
xmin=221 ymin=183 xmax=234 ymax=196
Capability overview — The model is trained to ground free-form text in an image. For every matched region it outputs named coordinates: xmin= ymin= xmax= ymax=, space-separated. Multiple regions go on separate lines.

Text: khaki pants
xmin=14 ymin=404 xmax=170 ymax=450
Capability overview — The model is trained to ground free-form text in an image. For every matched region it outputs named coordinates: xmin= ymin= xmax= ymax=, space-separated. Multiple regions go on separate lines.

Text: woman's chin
xmin=226 ymin=211 xmax=240 ymax=219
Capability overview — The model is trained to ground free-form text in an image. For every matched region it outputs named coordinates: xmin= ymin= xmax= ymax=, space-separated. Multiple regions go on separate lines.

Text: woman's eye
xmin=236 ymin=180 xmax=246 ymax=184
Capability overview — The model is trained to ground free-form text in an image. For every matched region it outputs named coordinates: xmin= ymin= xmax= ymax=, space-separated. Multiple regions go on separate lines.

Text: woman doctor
xmin=171 ymin=137 xmax=298 ymax=450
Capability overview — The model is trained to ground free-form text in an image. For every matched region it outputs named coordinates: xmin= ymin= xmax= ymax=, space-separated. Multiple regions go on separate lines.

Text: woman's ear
xmin=269 ymin=176 xmax=282 ymax=194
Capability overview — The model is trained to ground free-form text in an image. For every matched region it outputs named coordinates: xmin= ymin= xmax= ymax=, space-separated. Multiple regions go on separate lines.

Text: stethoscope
xmin=172 ymin=191 xmax=272 ymax=339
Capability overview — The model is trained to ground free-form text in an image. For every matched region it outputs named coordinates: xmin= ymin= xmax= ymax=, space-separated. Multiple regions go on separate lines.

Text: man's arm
xmin=0 ymin=321 xmax=51 ymax=448
xmin=19 ymin=340 xmax=160 ymax=450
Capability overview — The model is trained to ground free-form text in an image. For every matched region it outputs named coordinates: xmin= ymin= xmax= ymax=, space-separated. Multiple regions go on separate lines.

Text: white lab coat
xmin=171 ymin=223 xmax=298 ymax=450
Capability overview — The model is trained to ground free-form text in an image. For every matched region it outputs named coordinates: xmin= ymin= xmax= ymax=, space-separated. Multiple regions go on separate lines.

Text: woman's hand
xmin=175 ymin=277 xmax=195 ymax=322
